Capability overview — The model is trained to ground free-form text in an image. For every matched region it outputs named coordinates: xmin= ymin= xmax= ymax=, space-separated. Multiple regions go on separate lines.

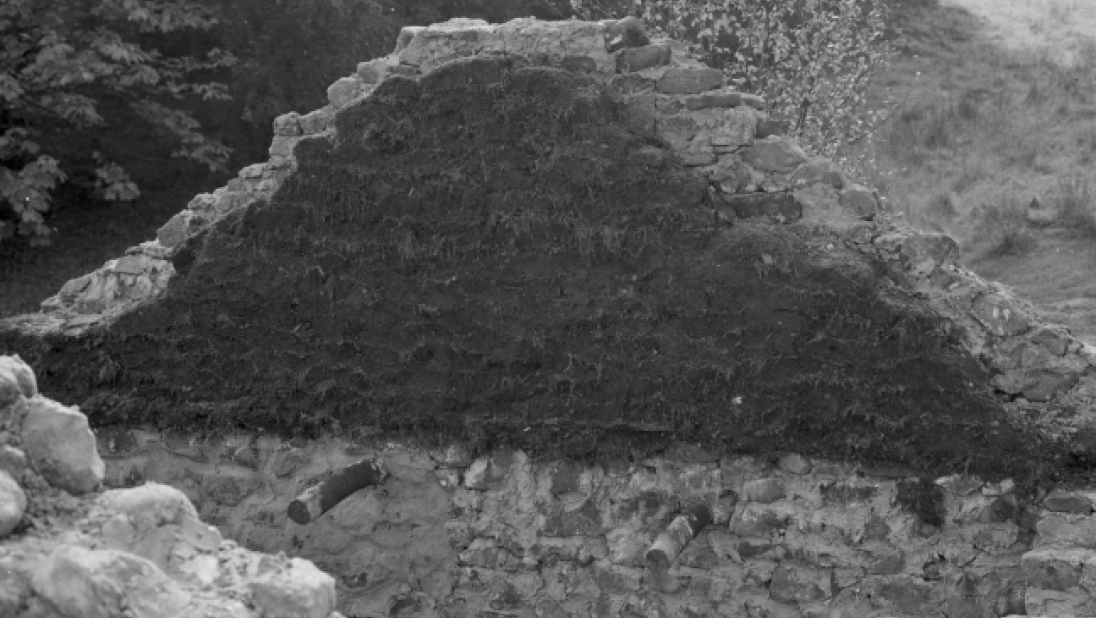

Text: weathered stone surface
xmin=899 ymin=231 xmax=960 ymax=278
xmin=1025 ymin=586 xmax=1096 ymax=615
xmin=1021 ymin=548 xmax=1090 ymax=590
xmin=96 ymin=482 xmax=200 ymax=526
xmin=694 ymin=107 xmax=758 ymax=148
xmin=0 ymin=470 xmax=25 ymax=537
xmin=32 ymin=545 xmax=190 ymax=618
xmin=743 ymin=478 xmax=786 ymax=503
xmin=622 ymin=93 xmax=657 ymax=134
xmin=21 ymin=397 xmax=104 ymax=495
xmin=609 ymin=73 xmax=653 ymax=94
xmin=726 ymin=193 xmax=802 ymax=223
xmin=756 ymin=117 xmax=786 ymax=138
xmin=839 ymin=184 xmax=877 ymax=220
xmin=685 ymin=91 xmax=746 ymax=110
xmin=464 ymin=449 xmax=517 ymax=489
xmin=777 ymin=453 xmax=812 ymax=474
xmin=1037 ymin=514 xmax=1096 ymax=549
xmin=657 ymin=115 xmax=700 ymax=149
xmin=741 ymin=137 xmax=808 ymax=173
xmin=790 ymin=160 xmax=844 ymax=190
xmin=1045 ymin=490 xmax=1093 ymax=514
xmin=769 ymin=565 xmax=829 ymax=603
xmin=1029 ymin=326 xmax=1071 ymax=356
xmin=0 ymin=445 xmax=25 ymax=479
xmin=616 ymin=45 xmax=671 ymax=72
xmin=972 ymin=293 xmax=1031 ymax=337
xmin=249 ymin=557 xmax=338 ymax=618
xmin=298 ymin=107 xmax=334 ymax=135
xmin=656 ymin=68 xmax=723 ymax=95
xmin=0 ymin=356 xmax=36 ymax=405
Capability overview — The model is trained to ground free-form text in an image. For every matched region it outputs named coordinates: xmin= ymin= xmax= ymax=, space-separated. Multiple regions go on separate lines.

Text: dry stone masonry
xmin=7 ymin=14 xmax=1096 ymax=618
xmin=0 ymin=356 xmax=341 ymax=618
xmin=93 ymin=422 xmax=1096 ymax=618
xmin=20 ymin=16 xmax=1096 ymax=420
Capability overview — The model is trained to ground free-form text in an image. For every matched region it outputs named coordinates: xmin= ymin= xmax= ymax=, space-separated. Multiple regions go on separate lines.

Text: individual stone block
xmin=298 ymin=107 xmax=334 ymax=135
xmin=616 ymin=45 xmax=671 ymax=72
xmin=31 ymin=545 xmax=190 ymax=618
xmin=250 ymin=557 xmax=338 ymax=618
xmin=561 ymin=55 xmax=598 ymax=73
xmin=272 ymin=112 xmax=302 ymax=136
xmin=356 ymin=60 xmax=383 ymax=84
xmin=1030 ymin=326 xmax=1071 ymax=357
xmin=755 ymin=117 xmax=786 ymax=138
xmin=622 ymin=93 xmax=657 ymax=134
xmin=657 ymin=68 xmax=723 ymax=95
xmin=769 ymin=565 xmax=830 ymax=603
xmin=0 ymin=470 xmax=25 ymax=537
xmin=464 ymin=448 xmax=517 ymax=490
xmin=1043 ymin=490 xmax=1096 ymax=515
xmin=21 ymin=398 xmax=104 ymax=495
xmin=971 ymin=293 xmax=1031 ymax=338
xmin=657 ymin=115 xmax=700 ymax=149
xmin=839 ymin=183 xmax=878 ymax=220
xmin=609 ymin=73 xmax=653 ymax=94
xmin=679 ymin=150 xmax=718 ymax=167
xmin=899 ymin=231 xmax=960 ymax=278
xmin=790 ymin=160 xmax=844 ymax=190
xmin=1025 ymin=586 xmax=1096 ymax=615
xmin=726 ymin=193 xmax=802 ymax=223
xmin=685 ymin=91 xmax=746 ymax=110
xmin=740 ymin=137 xmax=808 ymax=173
xmin=742 ymin=478 xmax=785 ymax=503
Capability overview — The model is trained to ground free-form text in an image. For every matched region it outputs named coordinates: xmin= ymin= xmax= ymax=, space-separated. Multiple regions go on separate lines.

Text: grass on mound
xmin=0 ymin=54 xmax=1075 ymax=494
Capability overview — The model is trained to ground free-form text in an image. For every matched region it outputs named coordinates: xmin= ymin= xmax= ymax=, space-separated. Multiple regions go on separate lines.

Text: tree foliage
xmin=571 ymin=0 xmax=893 ymax=162
xmin=0 ymin=0 xmax=235 ymax=244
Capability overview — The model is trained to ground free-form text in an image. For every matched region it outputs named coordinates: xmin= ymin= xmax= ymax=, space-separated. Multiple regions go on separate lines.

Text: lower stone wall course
xmin=79 ymin=429 xmax=1096 ymax=615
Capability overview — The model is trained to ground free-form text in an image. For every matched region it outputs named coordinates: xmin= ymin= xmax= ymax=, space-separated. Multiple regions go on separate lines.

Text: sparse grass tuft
xmin=974 ymin=193 xmax=1037 ymax=258
xmin=1054 ymin=173 xmax=1096 ymax=237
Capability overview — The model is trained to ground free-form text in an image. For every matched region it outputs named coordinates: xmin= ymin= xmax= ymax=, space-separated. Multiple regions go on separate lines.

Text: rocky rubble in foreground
xmin=0 ymin=355 xmax=341 ymax=618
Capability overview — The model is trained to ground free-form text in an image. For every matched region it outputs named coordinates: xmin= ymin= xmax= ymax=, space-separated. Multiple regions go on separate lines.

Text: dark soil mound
xmin=0 ymin=55 xmax=1060 ymax=484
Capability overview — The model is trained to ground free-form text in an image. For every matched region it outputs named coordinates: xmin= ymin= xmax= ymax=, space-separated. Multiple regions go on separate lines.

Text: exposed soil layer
xmin=0 ymin=56 xmax=1063 ymax=487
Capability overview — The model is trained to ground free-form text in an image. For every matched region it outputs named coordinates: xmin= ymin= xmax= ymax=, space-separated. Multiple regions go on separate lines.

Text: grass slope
xmin=864 ymin=0 xmax=1096 ymax=340
xmin=1 ymin=56 xmax=1064 ymax=490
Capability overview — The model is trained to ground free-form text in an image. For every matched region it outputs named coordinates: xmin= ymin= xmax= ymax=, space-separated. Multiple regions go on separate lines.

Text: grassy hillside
xmin=865 ymin=0 xmax=1096 ymax=340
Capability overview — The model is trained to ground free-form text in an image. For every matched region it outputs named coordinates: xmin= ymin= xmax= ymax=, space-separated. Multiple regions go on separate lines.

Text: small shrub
xmin=570 ymin=0 xmax=894 ymax=160
xmin=1054 ymin=173 xmax=1096 ymax=237
xmin=975 ymin=194 xmax=1036 ymax=258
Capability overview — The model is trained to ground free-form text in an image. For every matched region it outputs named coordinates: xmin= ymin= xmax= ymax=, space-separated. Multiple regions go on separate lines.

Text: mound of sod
xmin=0 ymin=55 xmax=1065 ymax=486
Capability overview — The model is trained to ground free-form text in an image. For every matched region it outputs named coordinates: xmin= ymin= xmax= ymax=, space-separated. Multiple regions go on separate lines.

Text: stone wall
xmin=15 ymin=16 xmax=1095 ymax=429
xmin=0 ymin=356 xmax=342 ymax=618
xmin=97 ymin=423 xmax=1096 ymax=618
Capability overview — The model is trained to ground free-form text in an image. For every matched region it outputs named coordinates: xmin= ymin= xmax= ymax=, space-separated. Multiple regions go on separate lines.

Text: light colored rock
xmin=21 ymin=397 xmax=104 ymax=495
xmin=742 ymin=478 xmax=786 ymax=503
xmin=327 ymin=76 xmax=368 ymax=109
xmin=96 ymin=482 xmax=200 ymax=527
xmin=0 ymin=445 xmax=25 ymax=479
xmin=0 ymin=470 xmax=25 ymax=537
xmin=656 ymin=67 xmax=723 ymax=94
xmin=778 ymin=453 xmax=812 ymax=474
xmin=741 ymin=136 xmax=808 ymax=173
xmin=0 ymin=355 xmax=36 ymax=407
xmin=31 ymin=545 xmax=190 ymax=618
xmin=249 ymin=556 xmax=338 ymax=618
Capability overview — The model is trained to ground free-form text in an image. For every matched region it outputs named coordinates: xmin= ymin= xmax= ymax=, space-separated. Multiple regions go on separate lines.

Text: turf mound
xmin=1 ymin=18 xmax=1092 ymax=491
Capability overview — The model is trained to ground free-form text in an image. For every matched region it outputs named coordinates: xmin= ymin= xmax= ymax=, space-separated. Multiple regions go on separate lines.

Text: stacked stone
xmin=88 ymin=427 xmax=1096 ymax=617
xmin=854 ymin=220 xmax=1096 ymax=414
xmin=0 ymin=355 xmax=341 ymax=618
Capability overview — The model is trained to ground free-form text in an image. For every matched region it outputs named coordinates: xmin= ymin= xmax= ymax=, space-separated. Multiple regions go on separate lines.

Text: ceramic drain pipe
xmin=645 ymin=500 xmax=713 ymax=572
xmin=287 ymin=458 xmax=388 ymax=524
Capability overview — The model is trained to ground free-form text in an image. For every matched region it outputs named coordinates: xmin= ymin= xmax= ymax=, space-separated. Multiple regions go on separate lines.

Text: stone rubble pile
xmin=0 ymin=355 xmax=341 ymax=618
xmin=96 ymin=425 xmax=1096 ymax=617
